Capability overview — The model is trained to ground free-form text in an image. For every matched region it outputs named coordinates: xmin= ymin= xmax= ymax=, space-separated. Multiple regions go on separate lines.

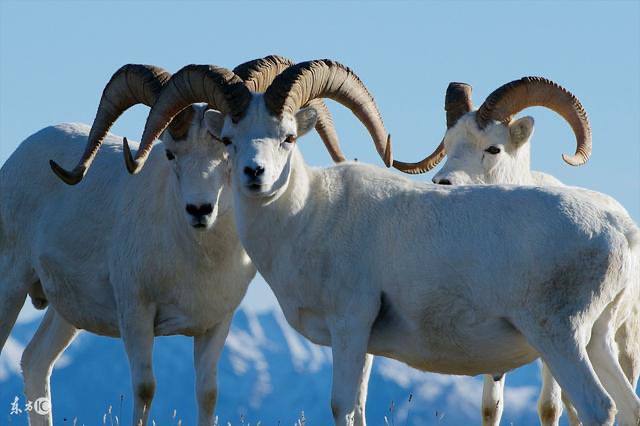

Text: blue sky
xmin=1 ymin=0 xmax=639 ymax=310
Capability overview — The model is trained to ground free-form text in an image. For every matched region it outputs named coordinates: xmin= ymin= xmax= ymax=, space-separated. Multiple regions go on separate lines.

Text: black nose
xmin=244 ymin=165 xmax=265 ymax=178
xmin=186 ymin=203 xmax=213 ymax=218
xmin=436 ymin=179 xmax=452 ymax=185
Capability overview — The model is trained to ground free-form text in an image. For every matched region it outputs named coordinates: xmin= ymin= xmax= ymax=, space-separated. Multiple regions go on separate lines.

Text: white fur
xmin=204 ymin=95 xmax=640 ymax=426
xmin=433 ymin=114 xmax=539 ymax=185
xmin=433 ymin=110 xmax=640 ymax=426
xmin=0 ymin=104 xmax=256 ymax=426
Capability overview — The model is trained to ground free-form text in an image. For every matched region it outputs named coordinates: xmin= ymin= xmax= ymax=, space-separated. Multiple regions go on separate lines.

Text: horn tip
xmin=383 ymin=134 xmax=393 ymax=168
xmin=49 ymin=160 xmax=85 ymax=185
xmin=562 ymin=152 xmax=588 ymax=167
xmin=123 ymin=137 xmax=142 ymax=175
xmin=391 ymin=160 xmax=424 ymax=175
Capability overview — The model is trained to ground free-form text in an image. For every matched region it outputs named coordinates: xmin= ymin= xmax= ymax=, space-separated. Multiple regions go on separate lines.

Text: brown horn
xmin=263 ymin=59 xmax=391 ymax=167
xmin=234 ymin=55 xmax=294 ymax=92
xmin=126 ymin=64 xmax=250 ymax=175
xmin=393 ymin=82 xmax=473 ymax=174
xmin=50 ymin=64 xmax=171 ymax=185
xmin=476 ymin=76 xmax=591 ymax=166
xmin=307 ymin=99 xmax=346 ymax=162
xmin=234 ymin=55 xmax=346 ymax=162
xmin=445 ymin=83 xmax=473 ymax=128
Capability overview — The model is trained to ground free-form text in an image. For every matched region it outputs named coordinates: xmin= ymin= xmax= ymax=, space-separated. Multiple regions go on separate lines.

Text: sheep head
xmin=134 ymin=59 xmax=391 ymax=200
xmin=393 ymin=77 xmax=591 ymax=185
xmin=49 ymin=64 xmax=235 ymax=230
xmin=233 ymin=55 xmax=347 ymax=163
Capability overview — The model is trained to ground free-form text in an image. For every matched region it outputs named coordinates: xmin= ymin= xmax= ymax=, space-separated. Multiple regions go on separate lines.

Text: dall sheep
xmin=0 ymin=59 xmax=342 ymax=426
xmin=394 ymin=79 xmax=639 ymax=426
xmin=127 ymin=60 xmax=640 ymax=426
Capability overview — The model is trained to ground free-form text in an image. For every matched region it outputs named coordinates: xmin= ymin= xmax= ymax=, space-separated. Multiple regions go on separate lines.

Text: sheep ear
xmin=295 ymin=107 xmax=318 ymax=137
xmin=204 ymin=109 xmax=225 ymax=139
xmin=509 ymin=116 xmax=535 ymax=147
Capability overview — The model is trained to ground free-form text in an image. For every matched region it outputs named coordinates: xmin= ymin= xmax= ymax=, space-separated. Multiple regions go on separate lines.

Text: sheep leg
xmin=481 ymin=374 xmax=504 ymax=426
xmin=537 ymin=362 xmax=563 ymax=426
xmin=21 ymin=308 xmax=77 ymax=426
xmin=0 ymin=286 xmax=25 ymax=350
xmin=514 ymin=319 xmax=616 ymax=426
xmin=587 ymin=306 xmax=640 ymax=426
xmin=561 ymin=392 xmax=582 ymax=426
xmin=353 ymin=354 xmax=373 ymax=426
xmin=119 ymin=305 xmax=156 ymax=426
xmin=193 ymin=316 xmax=231 ymax=426
xmin=329 ymin=323 xmax=372 ymax=426
xmin=0 ymin=258 xmax=30 ymax=350
xmin=615 ymin=310 xmax=640 ymax=390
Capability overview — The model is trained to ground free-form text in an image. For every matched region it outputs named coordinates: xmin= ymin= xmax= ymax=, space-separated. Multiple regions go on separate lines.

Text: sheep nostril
xmin=200 ymin=203 xmax=213 ymax=215
xmin=437 ymin=179 xmax=452 ymax=185
xmin=186 ymin=204 xmax=199 ymax=216
xmin=244 ymin=165 xmax=265 ymax=178
xmin=186 ymin=203 xmax=213 ymax=217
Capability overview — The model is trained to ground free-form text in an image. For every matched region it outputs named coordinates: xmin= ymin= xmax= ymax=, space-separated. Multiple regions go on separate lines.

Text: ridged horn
xmin=234 ymin=55 xmax=346 ymax=162
xmin=445 ymin=83 xmax=473 ymax=128
xmin=263 ymin=59 xmax=391 ymax=167
xmin=50 ymin=64 xmax=171 ymax=185
xmin=234 ymin=55 xmax=294 ymax=92
xmin=475 ymin=76 xmax=591 ymax=166
xmin=126 ymin=64 xmax=250 ymax=175
xmin=393 ymin=82 xmax=473 ymax=174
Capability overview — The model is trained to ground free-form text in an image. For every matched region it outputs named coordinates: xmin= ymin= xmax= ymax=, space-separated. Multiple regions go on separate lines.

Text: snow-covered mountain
xmin=1 ymin=306 xmax=567 ymax=425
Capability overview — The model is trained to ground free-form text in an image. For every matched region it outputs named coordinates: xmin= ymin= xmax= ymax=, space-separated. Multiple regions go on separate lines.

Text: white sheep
xmin=394 ymin=79 xmax=639 ymax=426
xmin=0 ymin=60 xmax=343 ymax=426
xmin=127 ymin=60 xmax=640 ymax=426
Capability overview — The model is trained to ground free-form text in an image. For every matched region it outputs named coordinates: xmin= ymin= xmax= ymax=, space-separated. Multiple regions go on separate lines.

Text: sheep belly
xmin=34 ymin=253 xmax=120 ymax=336
xmin=370 ymin=310 xmax=538 ymax=376
xmin=153 ymin=305 xmax=220 ymax=336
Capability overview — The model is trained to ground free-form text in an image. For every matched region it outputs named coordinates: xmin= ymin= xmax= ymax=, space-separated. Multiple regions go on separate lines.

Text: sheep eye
xmin=485 ymin=146 xmax=501 ymax=155
xmin=221 ymin=137 xmax=232 ymax=146
xmin=284 ymin=135 xmax=296 ymax=144
xmin=165 ymin=150 xmax=175 ymax=161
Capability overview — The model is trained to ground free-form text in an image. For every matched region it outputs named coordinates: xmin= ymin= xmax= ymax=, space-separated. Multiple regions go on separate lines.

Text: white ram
xmin=127 ymin=60 xmax=640 ymax=426
xmin=394 ymin=79 xmax=639 ymax=426
xmin=0 ymin=59 xmax=343 ymax=426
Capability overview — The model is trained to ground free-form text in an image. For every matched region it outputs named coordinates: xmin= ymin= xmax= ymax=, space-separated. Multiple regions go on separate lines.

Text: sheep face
xmin=163 ymin=104 xmax=232 ymax=230
xmin=204 ymin=96 xmax=317 ymax=200
xmin=433 ymin=113 xmax=535 ymax=185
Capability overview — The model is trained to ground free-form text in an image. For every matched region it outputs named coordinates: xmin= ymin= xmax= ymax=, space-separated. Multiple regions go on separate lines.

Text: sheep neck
xmin=232 ymin=147 xmax=315 ymax=281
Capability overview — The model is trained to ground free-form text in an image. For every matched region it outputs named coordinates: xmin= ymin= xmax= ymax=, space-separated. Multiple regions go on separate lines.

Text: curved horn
xmin=50 ymin=64 xmax=171 ymax=185
xmin=445 ymin=83 xmax=473 ymax=128
xmin=391 ymin=139 xmax=445 ymax=175
xmin=307 ymin=99 xmax=345 ymax=162
xmin=263 ymin=59 xmax=391 ymax=167
xmin=126 ymin=64 xmax=250 ymax=175
xmin=233 ymin=55 xmax=294 ymax=92
xmin=234 ymin=55 xmax=346 ymax=162
xmin=476 ymin=76 xmax=591 ymax=166
xmin=393 ymin=82 xmax=473 ymax=174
